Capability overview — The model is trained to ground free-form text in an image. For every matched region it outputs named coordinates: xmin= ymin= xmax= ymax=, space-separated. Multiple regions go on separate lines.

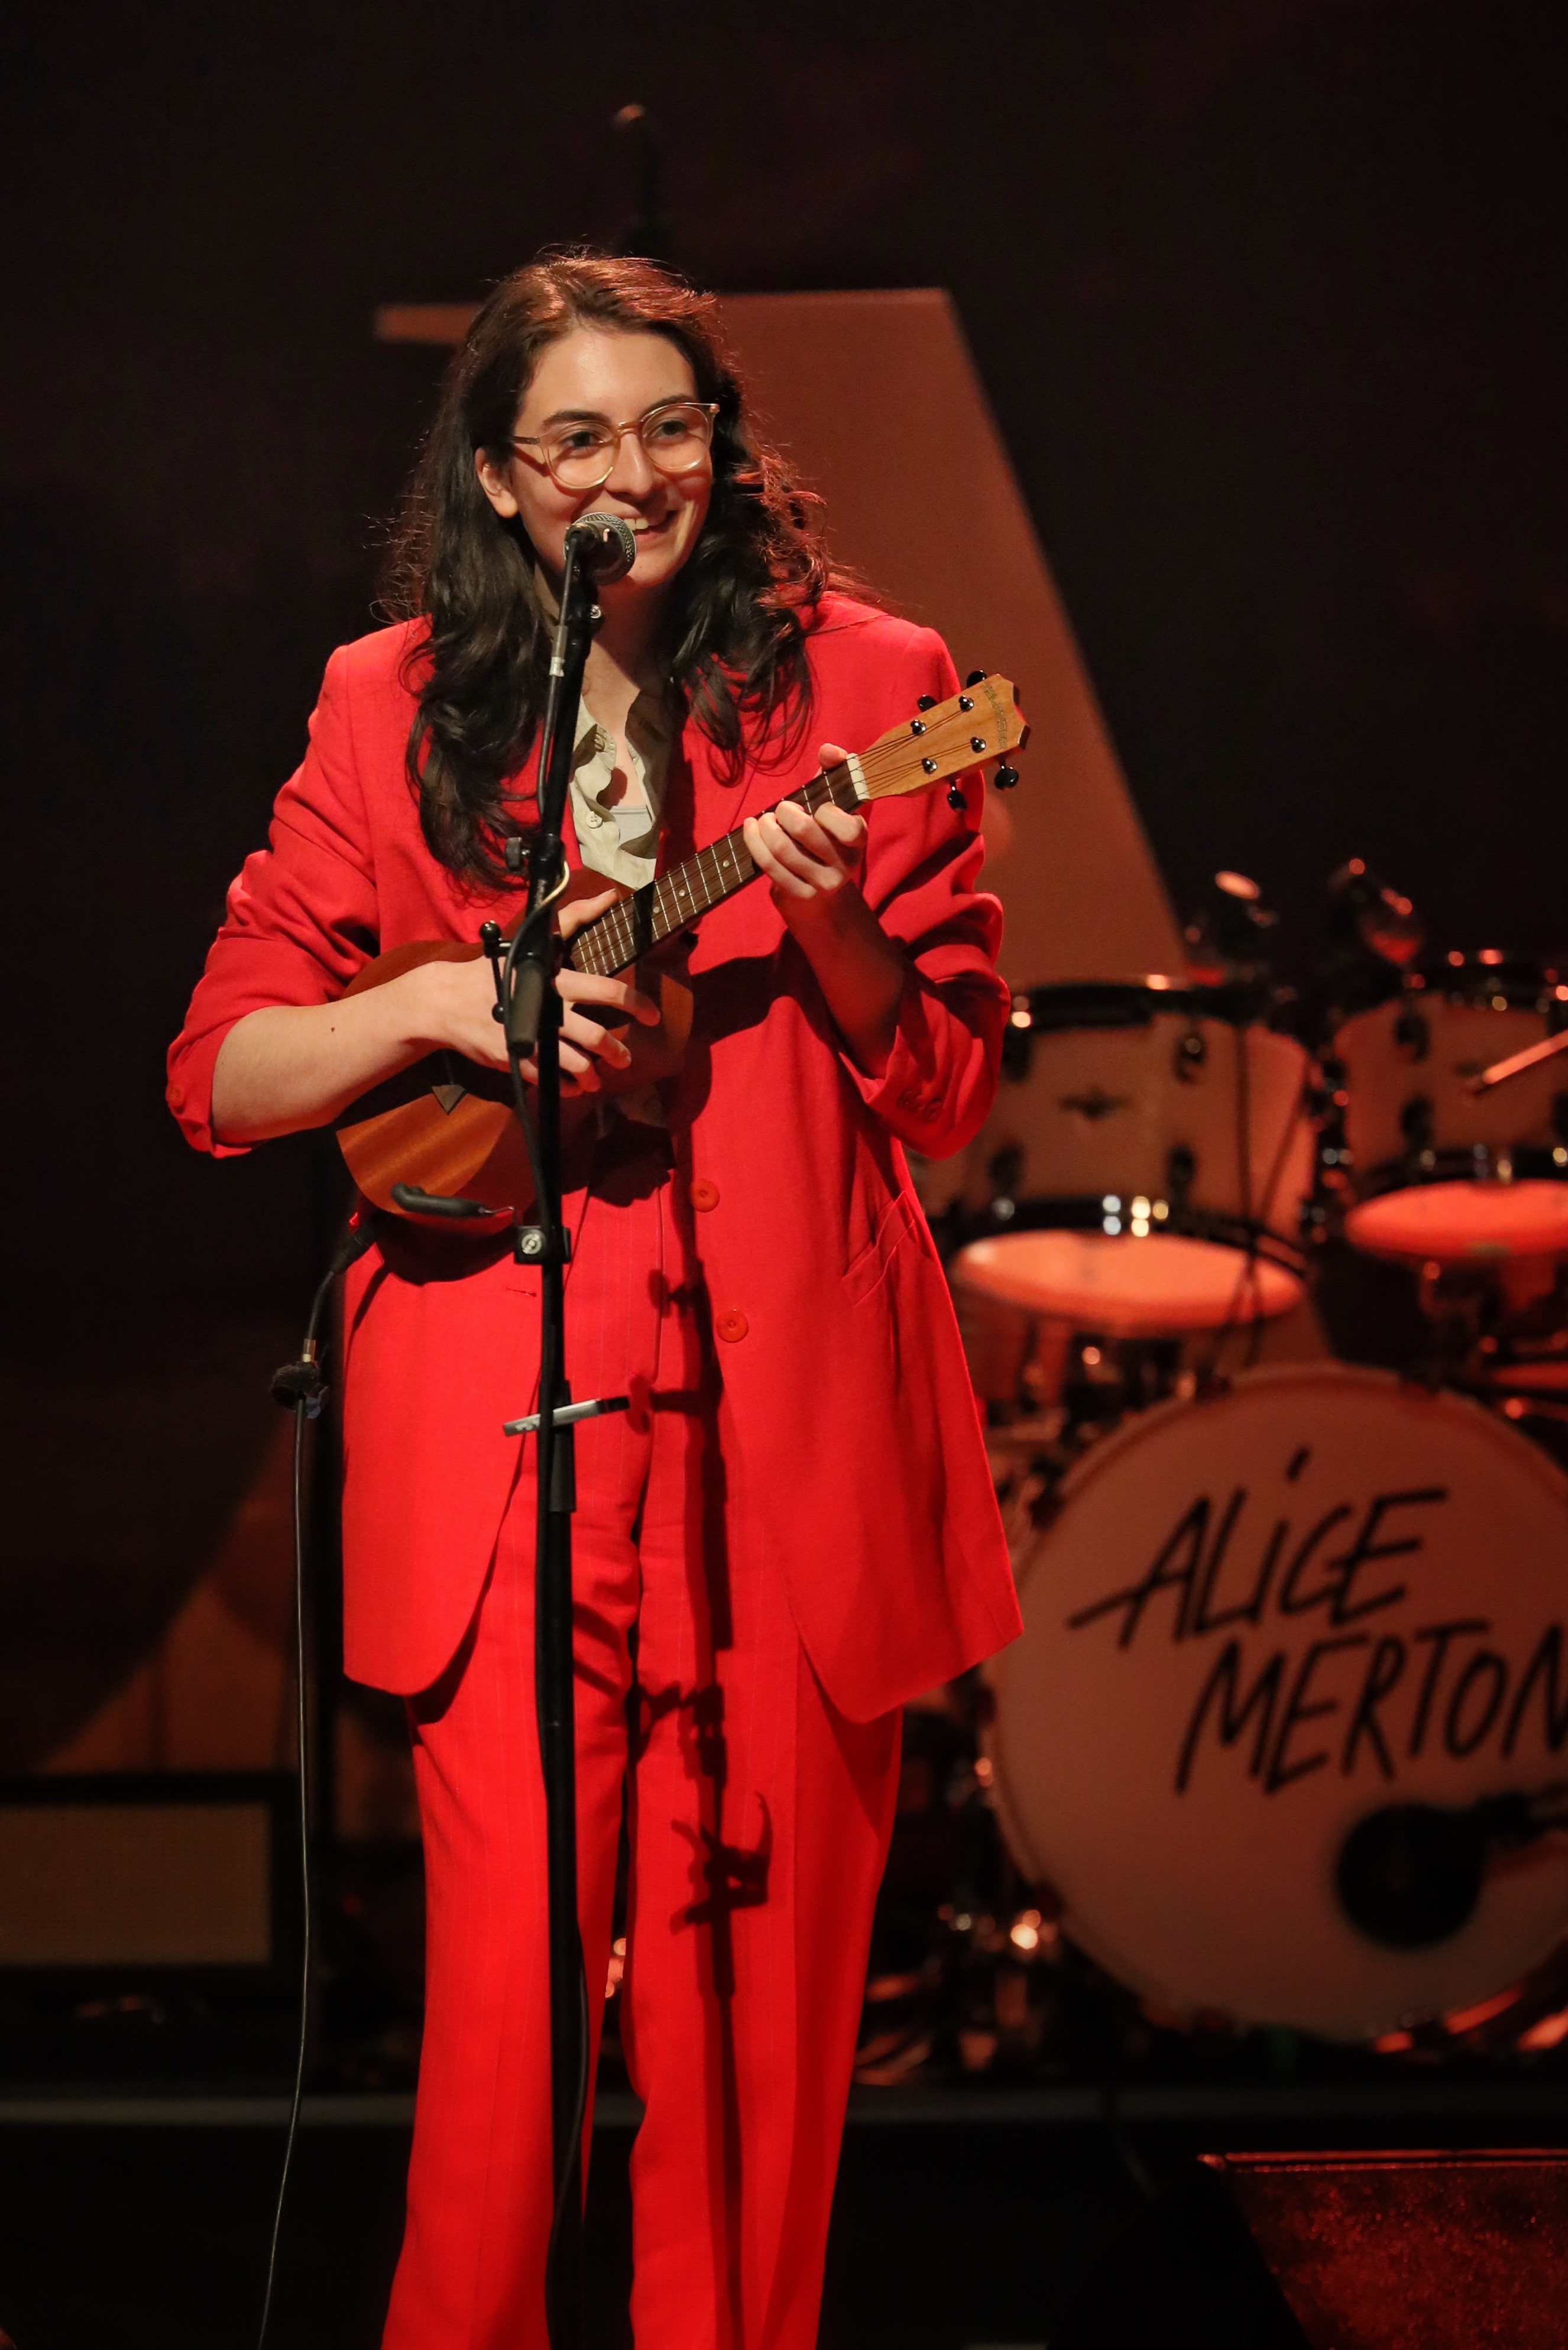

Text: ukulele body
xmin=335 ymin=886 xmax=694 ymax=1229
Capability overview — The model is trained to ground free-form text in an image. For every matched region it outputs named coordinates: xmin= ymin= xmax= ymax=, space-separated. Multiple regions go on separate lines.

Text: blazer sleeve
xmin=166 ymin=646 xmax=380 ymax=1156
xmin=834 ymin=625 xmax=1010 ymax=1161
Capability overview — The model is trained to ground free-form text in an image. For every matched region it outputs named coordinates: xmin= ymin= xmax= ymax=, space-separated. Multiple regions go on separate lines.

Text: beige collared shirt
xmin=568 ymin=690 xmax=672 ymax=887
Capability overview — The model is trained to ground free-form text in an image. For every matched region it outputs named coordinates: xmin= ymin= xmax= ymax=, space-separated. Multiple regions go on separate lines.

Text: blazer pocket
xmin=842 ymin=1189 xmax=921 ymax=1308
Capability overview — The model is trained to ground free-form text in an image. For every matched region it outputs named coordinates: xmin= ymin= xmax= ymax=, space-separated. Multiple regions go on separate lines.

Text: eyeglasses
xmin=510 ymin=399 xmax=720 ymax=491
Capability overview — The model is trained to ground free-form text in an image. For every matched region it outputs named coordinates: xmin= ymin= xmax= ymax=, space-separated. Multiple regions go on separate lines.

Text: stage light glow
xmin=1518 ymin=2008 xmax=1568 ymax=2051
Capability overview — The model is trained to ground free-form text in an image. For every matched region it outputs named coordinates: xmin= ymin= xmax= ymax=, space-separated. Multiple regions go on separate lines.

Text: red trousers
xmin=381 ymin=1146 xmax=902 ymax=2349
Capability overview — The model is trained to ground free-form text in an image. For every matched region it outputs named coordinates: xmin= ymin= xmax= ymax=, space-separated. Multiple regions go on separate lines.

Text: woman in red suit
xmin=170 ymin=254 xmax=1019 ymax=2349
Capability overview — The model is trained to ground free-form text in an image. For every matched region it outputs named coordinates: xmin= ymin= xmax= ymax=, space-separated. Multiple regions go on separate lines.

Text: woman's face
xmin=476 ymin=325 xmax=714 ymax=605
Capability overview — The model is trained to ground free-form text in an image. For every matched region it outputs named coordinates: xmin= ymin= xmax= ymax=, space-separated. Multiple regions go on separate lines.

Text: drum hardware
xmin=1476 ymin=1318 xmax=1568 ymax=1392
xmin=1419 ymin=1255 xmax=1567 ymax=1342
xmin=1470 ymin=1024 xmax=1568 ymax=1097
xmin=984 ymin=1341 xmax=1197 ymax=1547
xmin=1366 ymin=1932 xmax=1568 ymax=2059
xmin=1332 ymin=858 xmax=1426 ymax=967
xmin=1399 ymin=1095 xmax=1435 ymax=1153
xmin=1395 ymin=1255 xmax=1568 ymax=1428
xmin=1394 ymin=1003 xmax=1431 ymax=1061
xmin=1309 ymin=860 xmax=1427 ymax=1030
xmin=1182 ymin=869 xmax=1281 ymax=988
xmin=986 ymin=1139 xmax=1026 ymax=1204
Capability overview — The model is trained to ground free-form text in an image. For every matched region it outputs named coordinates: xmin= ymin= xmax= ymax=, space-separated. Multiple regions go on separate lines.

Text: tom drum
xmin=951 ymin=980 xmax=1314 ymax=1340
xmin=1331 ymin=954 xmax=1568 ymax=1264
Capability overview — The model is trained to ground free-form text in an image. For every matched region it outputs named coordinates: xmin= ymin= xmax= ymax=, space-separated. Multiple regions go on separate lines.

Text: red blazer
xmin=169 ymin=596 xmax=1022 ymax=1719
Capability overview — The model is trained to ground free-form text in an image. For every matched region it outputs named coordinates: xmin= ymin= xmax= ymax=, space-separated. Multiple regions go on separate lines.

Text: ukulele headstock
xmin=856 ymin=673 xmax=1028 ymax=805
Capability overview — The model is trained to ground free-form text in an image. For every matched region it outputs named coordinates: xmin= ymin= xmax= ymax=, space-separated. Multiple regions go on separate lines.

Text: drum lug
xmin=1394 ymin=1005 xmax=1431 ymax=1062
xmin=1166 ymin=1142 xmax=1196 ymax=1207
xmin=1000 ymin=1020 xmax=1032 ymax=1082
xmin=986 ymin=1143 xmax=1025 ymax=1210
xmin=1174 ymin=1026 xmax=1207 ymax=1083
xmin=1400 ymin=1095 xmax=1435 ymax=1155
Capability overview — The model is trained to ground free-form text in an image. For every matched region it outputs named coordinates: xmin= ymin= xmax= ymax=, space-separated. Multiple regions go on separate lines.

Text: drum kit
xmin=925 ymin=867 xmax=1568 ymax=2049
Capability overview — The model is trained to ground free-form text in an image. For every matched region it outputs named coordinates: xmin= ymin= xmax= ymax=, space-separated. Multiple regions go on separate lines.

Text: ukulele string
xmin=568 ymin=712 xmax=993 ymax=980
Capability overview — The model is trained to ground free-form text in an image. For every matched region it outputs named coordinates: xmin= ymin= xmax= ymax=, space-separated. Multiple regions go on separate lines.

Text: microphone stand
xmin=500 ymin=522 xmax=631 ymax=2350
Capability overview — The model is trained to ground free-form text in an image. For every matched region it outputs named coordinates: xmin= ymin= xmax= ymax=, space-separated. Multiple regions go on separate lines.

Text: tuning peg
xmin=965 ymin=669 xmax=985 ymax=688
xmin=993 ymin=764 xmax=1020 ymax=791
xmin=916 ymin=694 xmax=937 ymax=711
xmin=947 ymin=781 xmax=966 ymax=812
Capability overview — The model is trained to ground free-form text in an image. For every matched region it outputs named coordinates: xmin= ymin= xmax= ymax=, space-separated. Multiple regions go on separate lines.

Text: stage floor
xmin=2 ymin=2083 xmax=1566 ymax=2349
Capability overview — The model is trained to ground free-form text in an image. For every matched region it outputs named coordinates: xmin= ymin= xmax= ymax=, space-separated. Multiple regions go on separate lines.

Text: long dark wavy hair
xmin=380 ymin=251 xmax=851 ymax=891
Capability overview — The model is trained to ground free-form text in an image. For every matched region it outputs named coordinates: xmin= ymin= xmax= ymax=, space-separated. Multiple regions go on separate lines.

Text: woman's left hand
xmin=743 ymin=743 xmax=866 ymax=918
xmin=743 ymin=742 xmax=909 ymax=1077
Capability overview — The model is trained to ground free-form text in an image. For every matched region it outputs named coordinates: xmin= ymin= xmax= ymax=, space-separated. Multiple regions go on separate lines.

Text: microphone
xmin=1335 ymin=1785 xmax=1568 ymax=1950
xmin=508 ymin=507 xmax=637 ymax=1057
xmin=1327 ymin=857 xmax=1425 ymax=968
xmin=564 ymin=511 xmax=637 ymax=583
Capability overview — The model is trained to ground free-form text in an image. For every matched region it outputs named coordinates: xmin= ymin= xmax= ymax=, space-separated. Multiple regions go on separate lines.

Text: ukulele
xmin=336 ymin=673 xmax=1027 ymax=1227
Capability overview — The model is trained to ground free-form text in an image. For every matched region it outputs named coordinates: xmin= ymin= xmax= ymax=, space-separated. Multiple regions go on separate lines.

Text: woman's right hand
xmin=210 ymin=892 xmax=661 ymax=1145
xmin=402 ymin=892 xmax=661 ymax=1093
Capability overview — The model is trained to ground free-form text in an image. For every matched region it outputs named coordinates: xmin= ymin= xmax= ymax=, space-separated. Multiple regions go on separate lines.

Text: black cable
xmin=543 ymin=1948 xmax=592 ymax=2308
xmin=1099 ymin=2082 xmax=1159 ymax=2205
xmin=1197 ymin=1027 xmax=1304 ymax=1386
xmin=254 ymin=1387 xmax=313 ymax=2350
xmin=257 ymin=1221 xmax=377 ymax=2350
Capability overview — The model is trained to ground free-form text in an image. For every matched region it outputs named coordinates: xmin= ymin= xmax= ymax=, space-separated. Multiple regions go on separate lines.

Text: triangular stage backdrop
xmin=720 ymin=289 xmax=1184 ymax=986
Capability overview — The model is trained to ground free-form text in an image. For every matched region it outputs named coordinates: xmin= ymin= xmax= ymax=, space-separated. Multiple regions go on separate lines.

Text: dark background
xmin=2 ymin=9 xmax=1566 ymax=2338
xmin=7 ymin=0 xmax=1567 ymax=1322
xmin=1 ymin=0 xmax=1564 ymax=1727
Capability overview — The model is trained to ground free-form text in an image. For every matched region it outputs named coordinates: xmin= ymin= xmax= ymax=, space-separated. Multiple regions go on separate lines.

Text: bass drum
xmin=987 ymin=1364 xmax=1568 ymax=2040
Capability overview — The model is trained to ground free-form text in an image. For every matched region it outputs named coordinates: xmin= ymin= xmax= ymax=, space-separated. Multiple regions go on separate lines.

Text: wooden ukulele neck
xmin=566 ymin=764 xmax=863 ymax=978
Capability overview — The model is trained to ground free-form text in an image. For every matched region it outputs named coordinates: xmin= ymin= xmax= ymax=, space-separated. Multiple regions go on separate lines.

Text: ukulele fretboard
xmin=567 ymin=763 xmax=861 ymax=977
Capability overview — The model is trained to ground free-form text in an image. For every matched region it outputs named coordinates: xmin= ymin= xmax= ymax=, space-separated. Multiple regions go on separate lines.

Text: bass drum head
xmin=987 ymin=1365 xmax=1568 ymax=2040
